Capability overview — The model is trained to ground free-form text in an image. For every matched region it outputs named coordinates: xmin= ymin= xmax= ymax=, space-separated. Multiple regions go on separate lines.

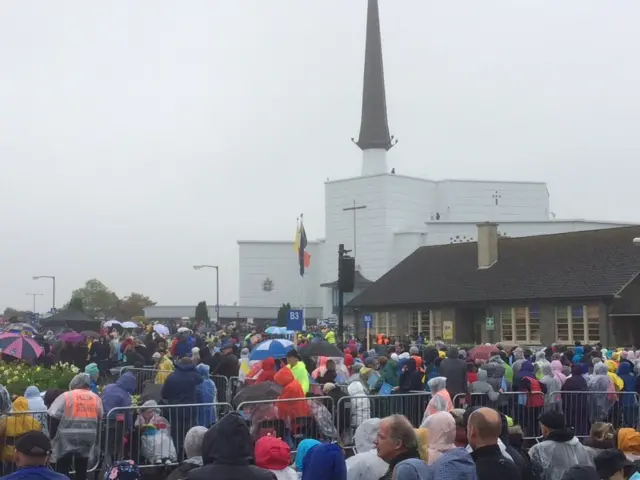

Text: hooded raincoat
xmin=24 ymin=386 xmax=48 ymax=435
xmin=438 ymin=347 xmax=467 ymax=398
xmin=529 ymin=428 xmax=593 ymax=480
xmin=101 ymin=372 xmax=137 ymax=429
xmin=345 ymin=418 xmax=389 ymax=480
xmin=347 ymin=381 xmax=371 ymax=427
xmin=422 ymin=377 xmax=453 ymax=421
xmin=274 ymin=367 xmax=309 ymax=424
xmin=422 ymin=411 xmax=456 ymax=465
xmin=195 ymin=363 xmax=217 ymax=427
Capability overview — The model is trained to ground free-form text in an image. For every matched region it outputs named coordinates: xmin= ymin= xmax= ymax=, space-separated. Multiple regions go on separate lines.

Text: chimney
xmin=477 ymin=222 xmax=498 ymax=269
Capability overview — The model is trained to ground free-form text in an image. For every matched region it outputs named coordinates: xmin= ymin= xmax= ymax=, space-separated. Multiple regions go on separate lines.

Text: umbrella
xmin=232 ymin=381 xmax=283 ymax=408
xmin=121 ymin=321 xmax=139 ymax=329
xmin=177 ymin=327 xmax=192 ymax=333
xmin=468 ymin=345 xmax=500 ymax=362
xmin=58 ymin=332 xmax=85 ymax=343
xmin=264 ymin=326 xmax=282 ymax=335
xmin=104 ymin=320 xmax=121 ymax=328
xmin=81 ymin=330 xmax=100 ymax=339
xmin=299 ymin=341 xmax=343 ymax=358
xmin=153 ymin=324 xmax=170 ymax=336
xmin=5 ymin=323 xmax=37 ymax=334
xmin=249 ymin=339 xmax=294 ymax=361
xmin=0 ymin=333 xmax=44 ymax=360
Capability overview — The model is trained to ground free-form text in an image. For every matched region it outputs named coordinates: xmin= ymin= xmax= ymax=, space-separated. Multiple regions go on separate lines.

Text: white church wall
xmin=393 ymin=232 xmax=427 ymax=267
xmin=436 ymin=180 xmax=549 ymax=222
xmin=324 ymin=174 xmax=437 ymax=284
xmin=238 ymin=241 xmax=323 ymax=308
xmin=424 ymin=220 xmax=631 ymax=246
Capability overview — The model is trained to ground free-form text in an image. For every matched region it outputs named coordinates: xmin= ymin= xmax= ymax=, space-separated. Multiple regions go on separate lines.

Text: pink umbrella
xmin=0 ymin=333 xmax=44 ymax=360
xmin=58 ymin=332 xmax=85 ymax=344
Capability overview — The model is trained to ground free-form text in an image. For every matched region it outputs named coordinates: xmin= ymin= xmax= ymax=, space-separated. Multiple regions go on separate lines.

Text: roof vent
xmin=477 ymin=222 xmax=498 ymax=269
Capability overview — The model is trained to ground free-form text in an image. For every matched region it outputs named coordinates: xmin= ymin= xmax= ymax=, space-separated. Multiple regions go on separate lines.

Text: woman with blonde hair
xmin=584 ymin=422 xmax=615 ymax=460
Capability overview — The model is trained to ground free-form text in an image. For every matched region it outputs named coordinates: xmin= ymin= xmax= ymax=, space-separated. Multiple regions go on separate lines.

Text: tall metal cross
xmin=343 ymin=200 xmax=367 ymax=258
xmin=492 ymin=190 xmax=502 ymax=206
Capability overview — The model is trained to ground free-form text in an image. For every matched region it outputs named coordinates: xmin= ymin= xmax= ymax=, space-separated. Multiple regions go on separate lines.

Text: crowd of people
xmin=3 ymin=324 xmax=640 ymax=480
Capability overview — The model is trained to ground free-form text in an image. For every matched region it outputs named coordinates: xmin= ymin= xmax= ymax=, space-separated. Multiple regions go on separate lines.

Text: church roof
xmin=349 ymin=226 xmax=640 ymax=309
xmin=354 ymin=0 xmax=395 ymax=151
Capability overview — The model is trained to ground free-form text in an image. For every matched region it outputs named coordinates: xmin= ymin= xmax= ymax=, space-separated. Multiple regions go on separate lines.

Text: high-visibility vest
xmin=63 ymin=389 xmax=100 ymax=420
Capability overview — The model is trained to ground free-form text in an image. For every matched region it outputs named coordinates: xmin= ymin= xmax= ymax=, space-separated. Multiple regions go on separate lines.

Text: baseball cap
xmin=15 ymin=431 xmax=52 ymax=457
xmin=594 ymin=449 xmax=632 ymax=479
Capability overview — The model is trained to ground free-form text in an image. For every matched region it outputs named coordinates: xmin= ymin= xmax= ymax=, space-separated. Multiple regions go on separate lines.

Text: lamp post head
xmin=32 ymin=276 xmax=40 ymax=280
xmin=193 ymin=265 xmax=203 ymax=270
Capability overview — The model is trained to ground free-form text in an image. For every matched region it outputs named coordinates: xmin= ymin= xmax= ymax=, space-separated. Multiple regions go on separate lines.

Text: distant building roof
xmin=349 ymin=226 xmax=640 ymax=309
xmin=320 ymin=270 xmax=374 ymax=289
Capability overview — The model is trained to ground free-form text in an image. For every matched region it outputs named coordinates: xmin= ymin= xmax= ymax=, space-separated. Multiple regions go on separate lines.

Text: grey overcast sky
xmin=2 ymin=0 xmax=639 ymax=312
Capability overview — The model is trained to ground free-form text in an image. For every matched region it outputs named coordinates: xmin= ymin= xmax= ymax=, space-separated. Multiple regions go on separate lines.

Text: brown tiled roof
xmin=349 ymin=226 xmax=640 ymax=309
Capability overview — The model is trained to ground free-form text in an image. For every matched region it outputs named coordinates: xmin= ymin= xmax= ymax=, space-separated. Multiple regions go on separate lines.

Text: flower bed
xmin=0 ymin=361 xmax=78 ymax=396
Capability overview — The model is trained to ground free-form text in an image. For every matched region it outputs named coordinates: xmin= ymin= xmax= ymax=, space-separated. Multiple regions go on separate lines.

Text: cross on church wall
xmin=492 ymin=190 xmax=502 ymax=206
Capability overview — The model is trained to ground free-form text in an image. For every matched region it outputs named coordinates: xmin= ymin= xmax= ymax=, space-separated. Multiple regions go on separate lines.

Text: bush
xmin=0 ymin=361 xmax=78 ymax=396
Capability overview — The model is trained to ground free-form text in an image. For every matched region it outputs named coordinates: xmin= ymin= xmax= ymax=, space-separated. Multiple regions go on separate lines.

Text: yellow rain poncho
xmin=606 ymin=360 xmax=624 ymax=391
xmin=155 ymin=356 xmax=174 ymax=384
xmin=0 ymin=396 xmax=41 ymax=461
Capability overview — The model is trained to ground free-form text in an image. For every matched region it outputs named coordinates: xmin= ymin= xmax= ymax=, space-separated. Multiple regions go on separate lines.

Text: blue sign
xmin=287 ymin=309 xmax=304 ymax=331
xmin=363 ymin=314 xmax=373 ymax=329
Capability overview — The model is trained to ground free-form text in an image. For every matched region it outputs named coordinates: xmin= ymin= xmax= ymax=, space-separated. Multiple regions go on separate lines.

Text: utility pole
xmin=343 ymin=200 xmax=367 ymax=258
xmin=25 ymin=293 xmax=44 ymax=314
xmin=337 ymin=243 xmax=355 ymax=342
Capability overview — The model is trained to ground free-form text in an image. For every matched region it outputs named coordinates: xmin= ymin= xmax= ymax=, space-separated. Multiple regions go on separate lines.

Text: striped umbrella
xmin=0 ymin=333 xmax=44 ymax=360
xmin=249 ymin=339 xmax=294 ymax=361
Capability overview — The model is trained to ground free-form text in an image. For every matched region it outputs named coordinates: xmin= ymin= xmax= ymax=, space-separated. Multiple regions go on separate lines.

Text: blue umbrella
xmin=249 ymin=339 xmax=294 ymax=361
xmin=264 ymin=326 xmax=282 ymax=335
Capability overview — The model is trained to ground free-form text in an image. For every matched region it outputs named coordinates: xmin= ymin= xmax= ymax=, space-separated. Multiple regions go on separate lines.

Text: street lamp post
xmin=25 ymin=293 xmax=44 ymax=314
xmin=32 ymin=276 xmax=55 ymax=311
xmin=193 ymin=265 xmax=219 ymax=325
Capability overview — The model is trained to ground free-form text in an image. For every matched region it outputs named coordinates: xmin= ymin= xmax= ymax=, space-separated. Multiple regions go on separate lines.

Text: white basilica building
xmin=234 ymin=0 xmax=631 ymax=330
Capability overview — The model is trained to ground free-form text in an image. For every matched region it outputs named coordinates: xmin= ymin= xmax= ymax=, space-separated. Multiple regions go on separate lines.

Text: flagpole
xmin=300 ymin=213 xmax=306 ymax=332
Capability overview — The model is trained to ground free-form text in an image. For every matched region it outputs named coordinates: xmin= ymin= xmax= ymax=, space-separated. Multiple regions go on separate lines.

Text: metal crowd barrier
xmin=104 ymin=402 xmax=233 ymax=469
xmin=236 ymin=396 xmax=336 ymax=449
xmin=451 ymin=391 xmax=546 ymax=439
xmin=544 ymin=390 xmax=640 ymax=437
xmin=228 ymin=376 xmax=241 ymax=403
xmin=119 ymin=367 xmax=164 ymax=395
xmin=210 ymin=375 xmax=229 ymax=404
xmin=336 ymin=391 xmax=432 ymax=448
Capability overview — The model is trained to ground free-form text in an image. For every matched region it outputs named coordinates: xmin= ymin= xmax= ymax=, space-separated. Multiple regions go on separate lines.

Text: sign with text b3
xmin=287 ymin=309 xmax=304 ymax=331
xmin=363 ymin=313 xmax=373 ymax=329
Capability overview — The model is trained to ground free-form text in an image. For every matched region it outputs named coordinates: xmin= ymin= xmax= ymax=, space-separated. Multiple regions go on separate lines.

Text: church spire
xmin=354 ymin=0 xmax=396 ymax=156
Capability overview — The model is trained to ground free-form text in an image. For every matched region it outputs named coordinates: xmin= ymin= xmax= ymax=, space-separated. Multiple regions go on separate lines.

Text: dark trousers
xmin=56 ymin=454 xmax=89 ymax=480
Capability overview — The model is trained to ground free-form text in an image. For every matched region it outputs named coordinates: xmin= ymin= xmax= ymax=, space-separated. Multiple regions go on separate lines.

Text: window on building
xmin=501 ymin=306 xmax=541 ymax=344
xmin=555 ymin=304 xmax=600 ymax=343
xmin=408 ymin=310 xmax=443 ymax=343
xmin=388 ymin=312 xmax=398 ymax=337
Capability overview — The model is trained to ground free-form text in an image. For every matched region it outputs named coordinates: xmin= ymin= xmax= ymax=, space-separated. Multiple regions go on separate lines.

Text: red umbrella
xmin=467 ymin=345 xmax=499 ymax=362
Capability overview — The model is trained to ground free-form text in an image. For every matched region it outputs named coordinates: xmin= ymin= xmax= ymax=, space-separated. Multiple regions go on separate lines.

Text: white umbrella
xmin=121 ymin=321 xmax=139 ymax=329
xmin=177 ymin=327 xmax=192 ymax=333
xmin=181 ymin=316 xmax=190 ymax=321
xmin=104 ymin=320 xmax=121 ymax=327
xmin=153 ymin=324 xmax=170 ymax=335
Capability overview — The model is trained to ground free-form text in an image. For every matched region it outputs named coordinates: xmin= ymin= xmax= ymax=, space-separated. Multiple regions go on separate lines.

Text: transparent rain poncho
xmin=47 ymin=376 xmax=103 ymax=462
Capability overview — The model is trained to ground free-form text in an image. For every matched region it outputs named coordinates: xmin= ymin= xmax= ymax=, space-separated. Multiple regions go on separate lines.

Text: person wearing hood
xmin=1 ymin=431 xmax=69 ymax=480
xmin=24 ymin=386 xmax=48 ymax=436
xmin=514 ymin=360 xmax=546 ymax=436
xmin=254 ymin=436 xmax=297 ymax=480
xmin=238 ymin=348 xmax=251 ymax=380
xmin=256 ymin=357 xmax=277 ymax=383
xmin=539 ymin=363 xmax=562 ymax=408
xmin=511 ymin=348 xmax=526 ymax=377
xmin=534 ymin=350 xmax=550 ymax=380
xmin=588 ymin=362 xmax=616 ymax=423
xmin=274 ymin=365 xmax=309 ymax=426
xmin=561 ymin=363 xmax=590 ymax=436
xmin=323 ymin=383 xmax=351 ymax=440
xmin=469 ymin=369 xmax=500 ymax=406
xmin=529 ymin=411 xmax=592 ymax=480
xmin=84 ymin=363 xmax=100 ymax=394
xmin=617 ymin=361 xmax=638 ymax=427
xmin=301 ymin=443 xmax=346 ymax=480
xmin=398 ymin=358 xmax=424 ymax=393
xmin=0 ymin=396 xmax=42 ymax=463
xmin=372 ymin=356 xmax=399 ymax=394
xmin=153 ymin=350 xmax=174 ymax=385
xmin=422 ymin=411 xmax=456 ymax=464
xmin=162 ymin=357 xmax=204 ymax=457
xmin=345 ymin=418 xmax=388 ymax=480
xmin=187 ymin=412 xmax=275 ymax=480
xmin=616 ymin=427 xmax=640 ymax=462
xmin=295 ymin=439 xmax=320 ymax=474
xmin=479 ymin=355 xmax=506 ymax=394
xmin=422 ymin=377 xmax=453 ymax=421
xmin=167 ymin=426 xmax=208 ymax=480
xmin=438 ymin=347 xmax=467 ymax=398
xmin=101 ymin=371 xmax=137 ymax=431
xmin=347 ymin=381 xmax=371 ymax=427
xmin=421 ymin=445 xmax=478 ymax=480
xmin=285 ymin=350 xmax=309 ymax=395
xmin=195 ymin=363 xmax=217 ymax=427
xmin=605 ymin=360 xmax=624 ymax=391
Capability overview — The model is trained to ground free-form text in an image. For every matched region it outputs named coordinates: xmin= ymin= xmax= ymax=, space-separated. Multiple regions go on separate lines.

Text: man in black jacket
xmin=438 ymin=346 xmax=467 ymax=399
xmin=468 ymin=408 xmax=522 ymax=480
xmin=187 ymin=413 xmax=275 ymax=480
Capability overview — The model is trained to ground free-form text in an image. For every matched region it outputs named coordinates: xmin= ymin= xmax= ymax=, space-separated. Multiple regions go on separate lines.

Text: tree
xmin=195 ymin=301 xmax=210 ymax=327
xmin=71 ymin=279 xmax=119 ymax=317
xmin=2 ymin=307 xmax=28 ymax=319
xmin=118 ymin=293 xmax=156 ymax=319
xmin=68 ymin=296 xmax=85 ymax=312
xmin=276 ymin=303 xmax=292 ymax=327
